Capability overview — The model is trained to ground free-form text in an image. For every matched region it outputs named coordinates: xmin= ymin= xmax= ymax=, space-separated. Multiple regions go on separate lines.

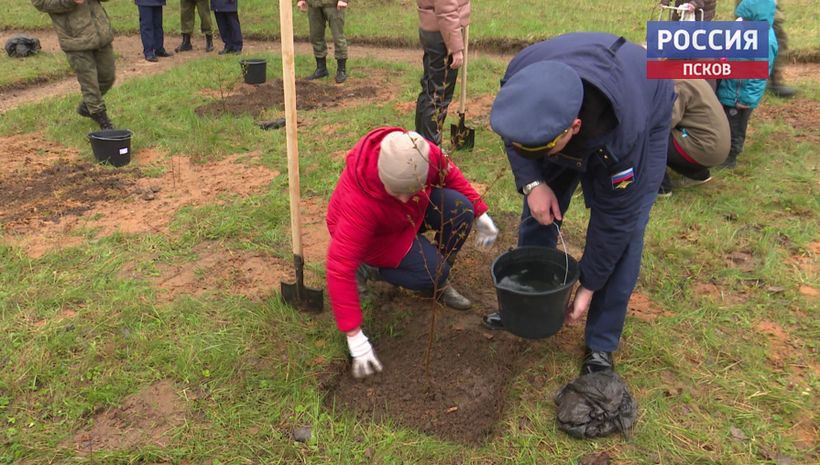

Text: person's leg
xmin=769 ymin=6 xmax=797 ymax=98
xmin=666 ymin=133 xmax=711 ymax=180
xmin=196 ymin=0 xmax=213 ymax=35
xmin=378 ymin=236 xmax=448 ymax=291
xmin=180 ymin=0 xmax=194 ymax=35
xmin=214 ymin=12 xmax=230 ymax=52
xmin=721 ymin=105 xmax=752 ymax=169
xmin=138 ymin=5 xmax=156 ymax=59
xmin=66 ymin=49 xmax=104 ymax=114
xmin=154 ymin=6 xmax=170 ymax=55
xmin=420 ymin=188 xmax=474 ymax=265
xmin=95 ymin=44 xmax=116 ymax=97
xmin=415 ymin=29 xmax=458 ymax=145
xmin=583 ymin=191 xmax=655 ymax=355
xmin=326 ymin=5 xmax=348 ymax=83
xmin=228 ymin=12 xmax=243 ymax=52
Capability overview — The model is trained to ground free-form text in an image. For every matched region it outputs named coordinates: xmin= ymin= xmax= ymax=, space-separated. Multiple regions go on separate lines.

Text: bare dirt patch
xmin=628 ymin=291 xmax=672 ymax=321
xmin=755 ymin=97 xmax=820 ymax=143
xmin=0 ymin=133 xmax=279 ymax=258
xmin=122 ymin=241 xmax=291 ymax=303
xmin=324 ymin=213 xmax=596 ymax=445
xmin=194 ymin=76 xmax=386 ymax=120
xmin=71 ymin=380 xmax=187 ymax=452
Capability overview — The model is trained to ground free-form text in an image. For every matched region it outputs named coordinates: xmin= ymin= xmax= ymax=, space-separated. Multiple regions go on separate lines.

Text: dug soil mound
xmin=324 ymin=213 xmax=587 ymax=445
xmin=195 ymin=78 xmax=382 ymax=119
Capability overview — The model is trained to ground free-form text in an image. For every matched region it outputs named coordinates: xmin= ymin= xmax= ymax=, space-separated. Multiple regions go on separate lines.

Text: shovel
xmin=450 ymin=25 xmax=474 ymax=150
xmin=278 ymin=0 xmax=324 ymax=312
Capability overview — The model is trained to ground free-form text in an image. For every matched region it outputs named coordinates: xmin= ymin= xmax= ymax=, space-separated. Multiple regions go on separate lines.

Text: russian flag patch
xmin=611 ymin=167 xmax=634 ymax=190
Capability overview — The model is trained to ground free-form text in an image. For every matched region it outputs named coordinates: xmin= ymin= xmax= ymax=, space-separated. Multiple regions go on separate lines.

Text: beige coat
xmin=417 ymin=0 xmax=470 ymax=53
xmin=672 ymin=79 xmax=730 ymax=166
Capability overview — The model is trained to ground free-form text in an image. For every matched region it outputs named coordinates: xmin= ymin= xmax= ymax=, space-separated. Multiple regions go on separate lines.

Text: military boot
xmin=306 ymin=57 xmax=329 ymax=80
xmin=91 ymin=111 xmax=114 ymax=130
xmin=175 ymin=33 xmax=193 ymax=53
xmin=205 ymin=34 xmax=214 ymax=52
xmin=335 ymin=58 xmax=347 ymax=84
xmin=77 ymin=102 xmax=92 ymax=118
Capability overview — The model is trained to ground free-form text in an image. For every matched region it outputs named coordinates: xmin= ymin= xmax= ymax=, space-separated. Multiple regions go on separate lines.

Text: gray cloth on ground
xmin=554 ymin=371 xmax=638 ymax=439
xmin=4 ymin=35 xmax=42 ymax=58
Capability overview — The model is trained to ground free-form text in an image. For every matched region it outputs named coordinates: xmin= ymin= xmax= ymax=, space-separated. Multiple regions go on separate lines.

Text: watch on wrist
xmin=522 ymin=180 xmax=543 ymax=196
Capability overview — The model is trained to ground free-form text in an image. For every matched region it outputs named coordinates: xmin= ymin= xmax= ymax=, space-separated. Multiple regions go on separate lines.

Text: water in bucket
xmin=497 ymin=266 xmax=565 ymax=293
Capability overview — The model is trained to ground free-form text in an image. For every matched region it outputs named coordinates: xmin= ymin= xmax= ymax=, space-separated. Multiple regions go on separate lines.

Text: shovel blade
xmin=450 ymin=113 xmax=475 ymax=150
xmin=281 ymin=281 xmax=324 ymax=312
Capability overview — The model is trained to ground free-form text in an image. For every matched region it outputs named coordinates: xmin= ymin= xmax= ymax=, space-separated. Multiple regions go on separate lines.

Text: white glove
xmin=474 ymin=213 xmax=499 ymax=247
xmin=347 ymin=330 xmax=383 ymax=379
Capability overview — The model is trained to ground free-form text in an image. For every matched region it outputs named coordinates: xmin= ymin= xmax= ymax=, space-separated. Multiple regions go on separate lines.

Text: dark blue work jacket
xmin=501 ymin=32 xmax=675 ymax=291
xmin=211 ymin=0 xmax=238 ymax=12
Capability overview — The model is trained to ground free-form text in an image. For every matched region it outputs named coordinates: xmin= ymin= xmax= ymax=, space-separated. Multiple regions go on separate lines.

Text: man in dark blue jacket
xmin=211 ymin=0 xmax=242 ymax=54
xmin=135 ymin=0 xmax=172 ymax=62
xmin=486 ymin=33 xmax=674 ymax=375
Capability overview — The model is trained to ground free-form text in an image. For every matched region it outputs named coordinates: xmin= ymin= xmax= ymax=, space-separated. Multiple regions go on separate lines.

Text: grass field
xmin=0 ymin=1 xmax=818 ymax=465
xmin=2 ymin=0 xmax=819 ymax=54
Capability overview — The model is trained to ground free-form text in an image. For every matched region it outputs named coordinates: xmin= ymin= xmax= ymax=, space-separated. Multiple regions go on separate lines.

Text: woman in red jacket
xmin=326 ymin=128 xmax=499 ymax=378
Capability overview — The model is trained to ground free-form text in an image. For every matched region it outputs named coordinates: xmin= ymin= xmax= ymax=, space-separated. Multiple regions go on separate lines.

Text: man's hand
xmin=566 ymin=286 xmax=594 ymax=323
xmin=474 ymin=213 xmax=499 ymax=247
xmin=449 ymin=50 xmax=464 ymax=69
xmin=297 ymin=0 xmax=307 ymax=12
xmin=736 ymin=102 xmax=750 ymax=109
xmin=74 ymin=0 xmax=85 ymax=4
xmin=347 ymin=329 xmax=383 ymax=379
xmin=527 ymin=183 xmax=562 ymax=225
xmin=337 ymin=0 xmax=347 ymax=10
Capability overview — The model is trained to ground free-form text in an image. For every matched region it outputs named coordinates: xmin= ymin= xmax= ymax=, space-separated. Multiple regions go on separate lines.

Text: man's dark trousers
xmin=377 ymin=188 xmax=474 ymax=290
xmin=415 ymin=29 xmax=459 ymax=146
xmin=138 ymin=5 xmax=166 ymax=57
xmin=518 ymin=169 xmax=657 ymax=353
xmin=214 ymin=12 xmax=243 ymax=51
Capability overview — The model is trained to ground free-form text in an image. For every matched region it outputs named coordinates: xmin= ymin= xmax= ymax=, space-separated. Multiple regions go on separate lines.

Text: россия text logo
xmin=646 ymin=21 xmax=769 ymax=79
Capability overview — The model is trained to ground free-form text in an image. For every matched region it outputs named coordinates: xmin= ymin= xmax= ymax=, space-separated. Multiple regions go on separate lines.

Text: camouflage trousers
xmin=180 ymin=0 xmax=212 ymax=35
xmin=308 ymin=6 xmax=347 ymax=59
xmin=65 ymin=44 xmax=116 ymax=114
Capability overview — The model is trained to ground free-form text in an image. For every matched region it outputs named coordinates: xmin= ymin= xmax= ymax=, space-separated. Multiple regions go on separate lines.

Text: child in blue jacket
xmin=716 ymin=0 xmax=778 ymax=169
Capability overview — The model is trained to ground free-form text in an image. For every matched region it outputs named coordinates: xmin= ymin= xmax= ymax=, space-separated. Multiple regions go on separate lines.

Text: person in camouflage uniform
xmin=768 ymin=4 xmax=797 ymax=97
xmin=31 ymin=0 xmax=115 ymax=129
xmin=175 ymin=0 xmax=214 ymax=53
xmin=297 ymin=0 xmax=348 ymax=84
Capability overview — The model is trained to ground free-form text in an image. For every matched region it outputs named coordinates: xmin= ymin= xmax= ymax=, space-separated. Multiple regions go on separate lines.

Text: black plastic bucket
xmin=240 ymin=58 xmax=267 ymax=84
xmin=491 ymin=246 xmax=580 ymax=339
xmin=88 ymin=129 xmax=132 ymax=167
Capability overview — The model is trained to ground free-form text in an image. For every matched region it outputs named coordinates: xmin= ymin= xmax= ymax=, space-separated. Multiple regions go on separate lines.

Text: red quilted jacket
xmin=326 ymin=127 xmax=488 ymax=332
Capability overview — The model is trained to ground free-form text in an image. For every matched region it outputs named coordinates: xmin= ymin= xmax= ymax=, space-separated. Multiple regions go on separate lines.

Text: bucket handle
xmin=521 ymin=216 xmax=570 ymax=285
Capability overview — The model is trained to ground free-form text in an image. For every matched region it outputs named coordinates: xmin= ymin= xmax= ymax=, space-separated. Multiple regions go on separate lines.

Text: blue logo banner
xmin=647 ymin=21 xmax=768 ymax=59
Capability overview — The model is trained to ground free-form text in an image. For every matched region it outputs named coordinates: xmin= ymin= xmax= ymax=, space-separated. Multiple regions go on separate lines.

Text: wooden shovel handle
xmin=458 ymin=25 xmax=469 ymax=114
xmin=279 ymin=0 xmax=302 ymax=256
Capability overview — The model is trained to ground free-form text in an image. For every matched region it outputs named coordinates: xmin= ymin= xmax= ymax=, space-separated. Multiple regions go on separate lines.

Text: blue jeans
xmin=377 ymin=188 xmax=474 ymax=291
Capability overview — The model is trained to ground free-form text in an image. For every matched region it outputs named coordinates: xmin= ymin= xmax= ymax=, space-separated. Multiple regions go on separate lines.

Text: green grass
xmin=0 ymin=50 xmax=71 ymax=90
xmin=1 ymin=22 xmax=818 ymax=465
xmin=5 ymin=0 xmax=819 ymax=52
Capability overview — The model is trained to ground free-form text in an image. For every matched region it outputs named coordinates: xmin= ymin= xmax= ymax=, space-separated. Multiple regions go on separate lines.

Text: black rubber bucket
xmin=491 ymin=246 xmax=580 ymax=339
xmin=88 ymin=129 xmax=132 ymax=167
xmin=240 ymin=58 xmax=266 ymax=84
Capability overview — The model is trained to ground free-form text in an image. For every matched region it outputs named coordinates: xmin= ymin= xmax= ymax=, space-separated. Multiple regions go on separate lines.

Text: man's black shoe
xmin=155 ymin=49 xmax=173 ymax=58
xmin=482 ymin=312 xmax=504 ymax=331
xmin=658 ymin=173 xmax=673 ymax=197
xmin=581 ymin=349 xmax=614 ymax=375
xmin=145 ymin=54 xmax=158 ymax=62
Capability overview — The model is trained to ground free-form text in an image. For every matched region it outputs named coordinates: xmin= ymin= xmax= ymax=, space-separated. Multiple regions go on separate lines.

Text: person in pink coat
xmin=326 ymin=127 xmax=499 ymax=378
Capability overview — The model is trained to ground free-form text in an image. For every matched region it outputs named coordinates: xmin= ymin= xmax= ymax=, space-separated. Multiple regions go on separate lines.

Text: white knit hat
xmin=377 ymin=131 xmax=430 ymax=195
